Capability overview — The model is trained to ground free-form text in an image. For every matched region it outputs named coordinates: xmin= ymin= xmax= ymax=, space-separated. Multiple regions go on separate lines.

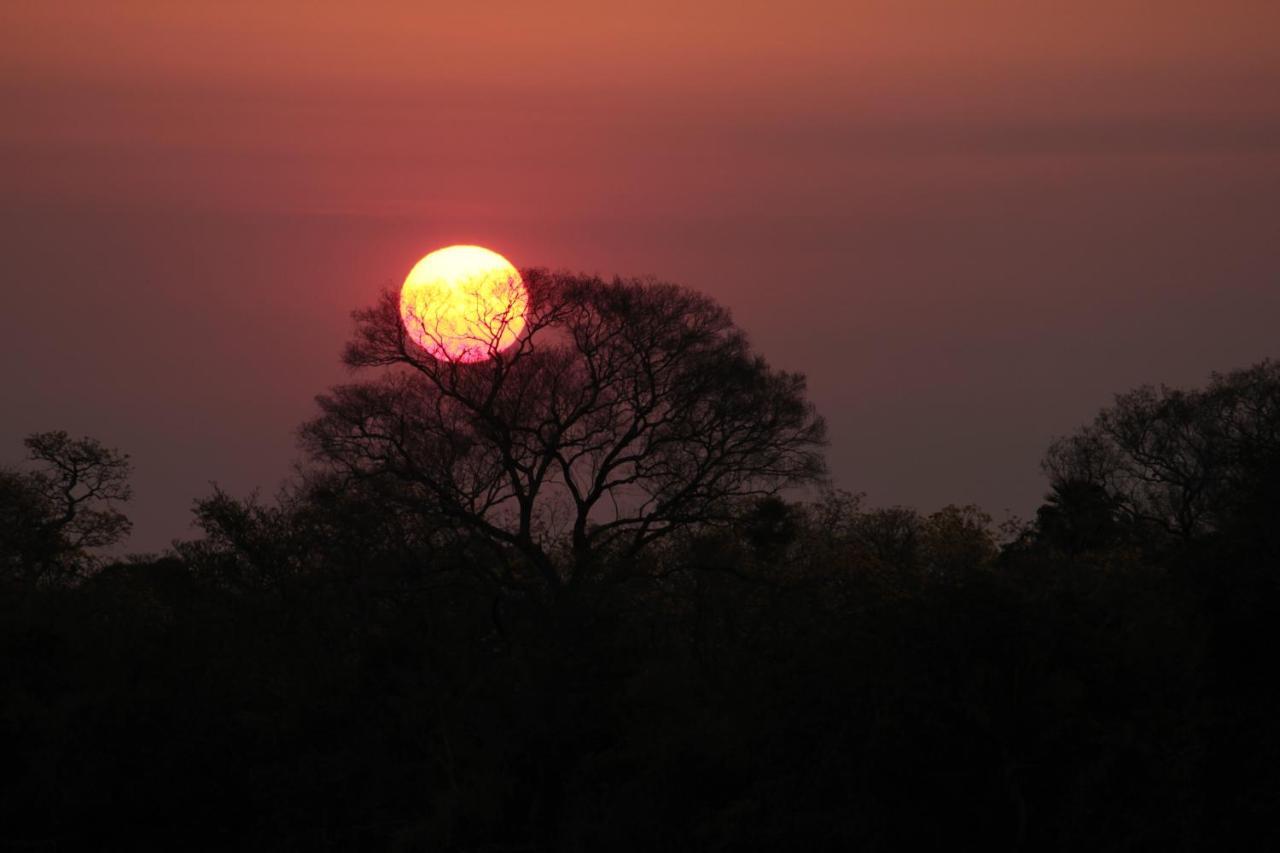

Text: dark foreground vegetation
xmin=2 ymin=274 xmax=1278 ymax=851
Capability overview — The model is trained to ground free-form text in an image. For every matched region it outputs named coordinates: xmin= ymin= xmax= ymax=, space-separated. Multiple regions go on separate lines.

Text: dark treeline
xmin=2 ymin=274 xmax=1278 ymax=851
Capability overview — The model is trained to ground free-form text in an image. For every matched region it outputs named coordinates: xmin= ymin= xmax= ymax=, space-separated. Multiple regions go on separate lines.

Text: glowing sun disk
xmin=398 ymin=245 xmax=527 ymax=363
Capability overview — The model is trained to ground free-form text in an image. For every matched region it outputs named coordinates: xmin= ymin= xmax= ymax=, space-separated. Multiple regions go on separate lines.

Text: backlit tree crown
xmin=303 ymin=270 xmax=827 ymax=589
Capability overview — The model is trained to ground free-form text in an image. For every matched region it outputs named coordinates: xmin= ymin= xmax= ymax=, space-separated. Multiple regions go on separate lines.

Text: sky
xmin=2 ymin=1 xmax=1278 ymax=552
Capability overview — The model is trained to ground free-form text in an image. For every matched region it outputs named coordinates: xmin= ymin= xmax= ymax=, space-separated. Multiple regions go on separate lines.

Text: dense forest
xmin=3 ymin=275 xmax=1278 ymax=851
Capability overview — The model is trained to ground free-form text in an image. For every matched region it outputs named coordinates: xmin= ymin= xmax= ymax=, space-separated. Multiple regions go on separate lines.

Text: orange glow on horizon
xmin=398 ymin=245 xmax=527 ymax=363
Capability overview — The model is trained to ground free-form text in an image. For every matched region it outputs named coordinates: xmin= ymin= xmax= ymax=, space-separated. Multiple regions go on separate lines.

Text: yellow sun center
xmin=398 ymin=245 xmax=527 ymax=363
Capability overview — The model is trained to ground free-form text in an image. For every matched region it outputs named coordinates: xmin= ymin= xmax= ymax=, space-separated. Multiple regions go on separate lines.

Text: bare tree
xmin=302 ymin=270 xmax=827 ymax=591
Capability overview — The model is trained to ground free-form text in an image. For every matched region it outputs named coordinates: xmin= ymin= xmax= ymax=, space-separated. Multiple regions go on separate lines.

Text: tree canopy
xmin=4 ymin=312 xmax=1279 ymax=850
xmin=302 ymin=271 xmax=828 ymax=589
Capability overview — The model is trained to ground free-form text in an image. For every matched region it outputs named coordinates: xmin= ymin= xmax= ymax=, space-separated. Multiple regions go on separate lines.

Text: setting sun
xmin=398 ymin=245 xmax=527 ymax=363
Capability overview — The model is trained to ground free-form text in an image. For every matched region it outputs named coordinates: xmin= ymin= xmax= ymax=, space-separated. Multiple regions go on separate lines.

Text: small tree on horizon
xmin=0 ymin=430 xmax=133 ymax=587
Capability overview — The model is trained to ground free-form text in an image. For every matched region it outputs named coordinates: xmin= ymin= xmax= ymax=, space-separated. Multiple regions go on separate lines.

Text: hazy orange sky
xmin=3 ymin=2 xmax=1278 ymax=549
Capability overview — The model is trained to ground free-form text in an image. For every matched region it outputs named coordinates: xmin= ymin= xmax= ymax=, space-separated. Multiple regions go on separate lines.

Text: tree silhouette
xmin=7 ymin=357 xmax=1280 ymax=849
xmin=0 ymin=431 xmax=132 ymax=586
xmin=1045 ymin=360 xmax=1280 ymax=545
xmin=302 ymin=271 xmax=827 ymax=590
xmin=1034 ymin=479 xmax=1125 ymax=557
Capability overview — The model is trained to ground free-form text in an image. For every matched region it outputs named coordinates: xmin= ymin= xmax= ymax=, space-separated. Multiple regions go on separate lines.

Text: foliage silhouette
xmin=1 ymin=294 xmax=1278 ymax=850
